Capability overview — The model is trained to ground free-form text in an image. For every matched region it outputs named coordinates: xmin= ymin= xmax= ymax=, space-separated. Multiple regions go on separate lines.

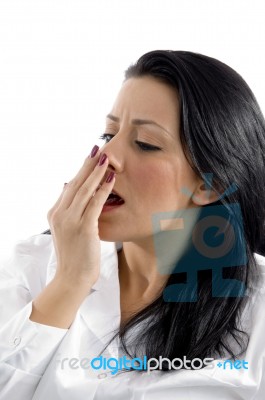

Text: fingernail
xmin=98 ymin=153 xmax=107 ymax=166
xmin=106 ymin=171 xmax=115 ymax=183
xmin=90 ymin=145 xmax=99 ymax=158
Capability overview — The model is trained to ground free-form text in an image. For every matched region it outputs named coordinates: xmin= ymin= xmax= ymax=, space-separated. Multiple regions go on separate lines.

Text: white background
xmin=0 ymin=0 xmax=264 ymax=260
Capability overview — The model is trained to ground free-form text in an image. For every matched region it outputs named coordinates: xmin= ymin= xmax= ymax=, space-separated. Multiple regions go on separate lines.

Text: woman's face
xmin=98 ymin=76 xmax=202 ymax=243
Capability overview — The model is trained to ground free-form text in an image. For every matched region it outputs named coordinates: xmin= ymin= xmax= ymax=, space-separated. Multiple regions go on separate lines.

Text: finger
xmin=67 ymin=154 xmax=111 ymax=218
xmin=47 ymin=144 xmax=103 ymax=217
xmin=83 ymin=171 xmax=116 ymax=220
xmin=58 ymin=146 xmax=103 ymax=209
xmin=47 ymin=182 xmax=70 ymax=222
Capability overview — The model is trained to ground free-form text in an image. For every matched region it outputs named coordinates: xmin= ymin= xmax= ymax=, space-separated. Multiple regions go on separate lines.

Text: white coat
xmin=0 ymin=233 xmax=265 ymax=399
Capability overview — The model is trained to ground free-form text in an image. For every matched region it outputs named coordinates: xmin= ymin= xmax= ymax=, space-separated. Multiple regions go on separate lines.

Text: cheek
xmin=133 ymin=163 xmax=165 ymax=189
xmin=132 ymin=163 xmax=178 ymax=207
xmin=131 ymin=159 xmax=198 ymax=213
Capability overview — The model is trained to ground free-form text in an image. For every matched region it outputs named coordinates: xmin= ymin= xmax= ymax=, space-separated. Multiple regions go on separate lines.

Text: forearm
xmin=29 ymin=276 xmax=92 ymax=329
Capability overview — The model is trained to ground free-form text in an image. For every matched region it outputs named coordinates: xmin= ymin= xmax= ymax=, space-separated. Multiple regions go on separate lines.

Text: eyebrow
xmin=106 ymin=113 xmax=172 ymax=136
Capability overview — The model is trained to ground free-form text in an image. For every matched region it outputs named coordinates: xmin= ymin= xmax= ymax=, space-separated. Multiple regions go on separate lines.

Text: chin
xmin=98 ymin=228 xmax=123 ymax=243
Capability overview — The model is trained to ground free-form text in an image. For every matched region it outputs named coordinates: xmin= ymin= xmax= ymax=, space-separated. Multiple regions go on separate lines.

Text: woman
xmin=0 ymin=50 xmax=265 ymax=399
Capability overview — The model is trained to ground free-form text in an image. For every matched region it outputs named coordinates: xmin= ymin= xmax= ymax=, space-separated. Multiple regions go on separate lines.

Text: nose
xmin=100 ymin=135 xmax=124 ymax=174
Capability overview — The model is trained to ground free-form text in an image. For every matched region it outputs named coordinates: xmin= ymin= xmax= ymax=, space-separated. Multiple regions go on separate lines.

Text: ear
xmin=191 ymin=180 xmax=221 ymax=206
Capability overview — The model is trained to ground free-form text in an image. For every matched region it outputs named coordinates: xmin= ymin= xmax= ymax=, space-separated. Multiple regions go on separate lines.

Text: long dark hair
xmin=100 ymin=50 xmax=265 ymax=370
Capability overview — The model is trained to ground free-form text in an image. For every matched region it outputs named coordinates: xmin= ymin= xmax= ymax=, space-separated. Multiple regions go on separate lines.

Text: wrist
xmin=52 ymin=273 xmax=94 ymax=297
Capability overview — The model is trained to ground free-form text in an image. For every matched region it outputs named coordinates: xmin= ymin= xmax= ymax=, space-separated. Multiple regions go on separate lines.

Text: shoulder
xmin=254 ymin=252 xmax=265 ymax=271
xmin=10 ymin=231 xmax=53 ymax=261
xmin=0 ymin=232 xmax=120 ymax=290
xmin=239 ymin=252 xmax=265 ymax=343
xmin=250 ymin=252 xmax=265 ymax=296
xmin=0 ymin=231 xmax=54 ymax=283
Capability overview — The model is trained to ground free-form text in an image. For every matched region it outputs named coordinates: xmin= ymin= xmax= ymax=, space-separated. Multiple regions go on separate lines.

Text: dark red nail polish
xmin=90 ymin=145 xmax=99 ymax=158
xmin=98 ymin=153 xmax=107 ymax=166
xmin=106 ymin=171 xmax=115 ymax=183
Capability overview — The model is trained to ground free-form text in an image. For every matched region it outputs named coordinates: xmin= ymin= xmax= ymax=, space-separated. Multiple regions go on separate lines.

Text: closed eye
xmin=99 ymin=133 xmax=161 ymax=152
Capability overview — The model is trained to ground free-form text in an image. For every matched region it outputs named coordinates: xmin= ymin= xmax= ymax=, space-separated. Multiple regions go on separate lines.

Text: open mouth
xmin=104 ymin=190 xmax=125 ymax=206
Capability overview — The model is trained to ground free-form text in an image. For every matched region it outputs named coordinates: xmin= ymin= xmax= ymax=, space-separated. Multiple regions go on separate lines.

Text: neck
xmin=118 ymin=238 xmax=169 ymax=300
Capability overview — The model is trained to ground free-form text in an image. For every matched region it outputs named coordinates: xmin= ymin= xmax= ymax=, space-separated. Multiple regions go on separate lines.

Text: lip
xmin=101 ymin=203 xmax=125 ymax=213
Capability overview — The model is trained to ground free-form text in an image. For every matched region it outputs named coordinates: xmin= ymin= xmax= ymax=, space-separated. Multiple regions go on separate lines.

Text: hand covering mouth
xmin=96 ymin=184 xmax=125 ymax=204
